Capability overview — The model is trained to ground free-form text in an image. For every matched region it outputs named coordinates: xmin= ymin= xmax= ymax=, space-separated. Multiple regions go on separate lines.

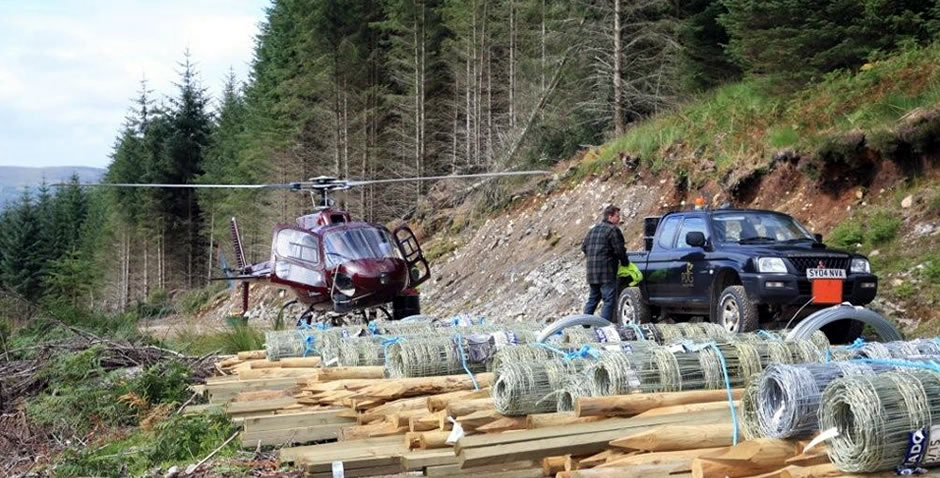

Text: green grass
xmin=167 ymin=324 xmax=264 ymax=356
xmin=925 ymin=255 xmax=940 ymax=284
xmin=177 ymin=283 xmax=228 ymax=315
xmin=827 ymin=208 xmax=901 ymax=251
xmin=574 ymin=43 xmax=940 ymax=183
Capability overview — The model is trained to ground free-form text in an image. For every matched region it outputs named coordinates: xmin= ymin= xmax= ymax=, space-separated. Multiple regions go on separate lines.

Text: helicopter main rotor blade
xmin=57 ymin=182 xmax=302 ymax=190
xmin=345 ymin=170 xmax=549 ymax=187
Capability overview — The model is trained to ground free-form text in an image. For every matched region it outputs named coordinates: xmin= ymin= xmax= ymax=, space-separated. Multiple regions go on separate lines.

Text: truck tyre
xmin=617 ymin=287 xmax=651 ymax=326
xmin=714 ymin=285 xmax=758 ymax=333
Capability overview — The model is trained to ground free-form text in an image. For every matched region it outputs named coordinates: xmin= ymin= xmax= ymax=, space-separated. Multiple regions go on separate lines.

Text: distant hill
xmin=0 ymin=166 xmax=105 ymax=208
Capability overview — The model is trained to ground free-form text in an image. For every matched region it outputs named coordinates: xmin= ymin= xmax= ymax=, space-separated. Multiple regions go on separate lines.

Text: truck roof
xmin=660 ymin=208 xmax=795 ymax=218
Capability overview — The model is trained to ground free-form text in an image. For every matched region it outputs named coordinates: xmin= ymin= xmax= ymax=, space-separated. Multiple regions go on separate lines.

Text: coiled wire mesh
xmin=562 ymin=322 xmax=730 ymax=345
xmin=819 ymin=369 xmax=940 ymax=473
xmin=556 ymin=376 xmax=595 ymax=412
xmin=756 ymin=361 xmax=881 ymax=439
xmin=384 ymin=336 xmax=484 ymax=378
xmin=492 ymin=358 xmax=591 ymax=415
xmin=832 ymin=339 xmax=940 ymax=360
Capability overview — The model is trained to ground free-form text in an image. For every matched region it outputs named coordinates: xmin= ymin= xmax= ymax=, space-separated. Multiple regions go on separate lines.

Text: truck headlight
xmin=851 ymin=258 xmax=871 ymax=274
xmin=757 ymin=257 xmax=788 ymax=273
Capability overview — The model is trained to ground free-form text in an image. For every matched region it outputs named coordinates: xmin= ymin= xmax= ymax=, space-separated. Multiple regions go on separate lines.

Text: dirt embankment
xmin=419 ymin=152 xmax=939 ymax=329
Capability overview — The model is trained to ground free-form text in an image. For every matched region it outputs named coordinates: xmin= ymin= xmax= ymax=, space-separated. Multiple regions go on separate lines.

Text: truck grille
xmin=787 ymin=255 xmax=851 ymax=274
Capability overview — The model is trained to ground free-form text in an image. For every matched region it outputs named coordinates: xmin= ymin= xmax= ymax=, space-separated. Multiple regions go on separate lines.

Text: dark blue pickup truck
xmin=617 ymin=208 xmax=878 ymax=342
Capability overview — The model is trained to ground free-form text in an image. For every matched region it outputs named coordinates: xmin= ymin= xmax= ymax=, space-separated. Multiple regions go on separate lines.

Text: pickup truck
xmin=617 ymin=208 xmax=878 ymax=343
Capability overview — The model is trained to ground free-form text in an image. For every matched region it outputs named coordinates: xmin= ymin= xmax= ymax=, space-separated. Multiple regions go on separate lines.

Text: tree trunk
xmin=466 ymin=16 xmax=473 ymax=165
xmin=484 ymin=0 xmax=492 ymax=165
xmin=509 ymin=0 xmax=515 ymax=129
xmin=613 ymin=0 xmax=624 ymax=136
xmin=143 ymin=235 xmax=149 ymax=297
xmin=541 ymin=0 xmax=546 ymax=94
xmin=207 ymin=211 xmax=214 ymax=287
xmin=452 ymin=78 xmax=459 ymax=172
xmin=413 ymin=3 xmax=422 ymax=201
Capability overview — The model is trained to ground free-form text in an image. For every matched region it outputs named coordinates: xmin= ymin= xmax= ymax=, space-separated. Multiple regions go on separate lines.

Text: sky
xmin=0 ymin=0 xmax=269 ymax=169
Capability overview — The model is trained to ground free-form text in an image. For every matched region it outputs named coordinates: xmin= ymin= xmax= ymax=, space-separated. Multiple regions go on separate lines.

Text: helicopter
xmin=77 ymin=171 xmax=546 ymax=323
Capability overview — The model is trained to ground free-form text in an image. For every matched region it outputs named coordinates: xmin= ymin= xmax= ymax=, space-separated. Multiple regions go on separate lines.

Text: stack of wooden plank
xmin=192 ymin=350 xmax=894 ymax=478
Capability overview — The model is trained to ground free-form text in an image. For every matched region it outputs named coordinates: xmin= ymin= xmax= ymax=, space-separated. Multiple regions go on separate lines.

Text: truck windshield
xmin=324 ymin=228 xmax=399 ymax=266
xmin=710 ymin=212 xmax=813 ymax=243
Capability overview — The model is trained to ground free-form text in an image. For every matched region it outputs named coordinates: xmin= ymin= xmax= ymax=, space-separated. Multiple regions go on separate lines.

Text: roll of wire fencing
xmin=492 ymin=356 xmax=592 ymax=416
xmin=263 ymin=325 xmax=364 ymax=361
xmin=819 ymin=367 xmax=940 ymax=474
xmin=829 ymin=338 xmax=940 ymax=361
xmin=384 ymin=328 xmax=540 ymax=378
xmin=732 ymin=329 xmax=831 ymax=352
xmin=755 ymin=361 xmax=885 ymax=439
xmin=337 ymin=336 xmax=388 ymax=367
xmin=561 ymin=322 xmax=730 ymax=346
xmin=587 ymin=338 xmax=825 ymax=397
xmin=740 ymin=377 xmax=763 ymax=440
xmin=556 ymin=375 xmax=596 ymax=412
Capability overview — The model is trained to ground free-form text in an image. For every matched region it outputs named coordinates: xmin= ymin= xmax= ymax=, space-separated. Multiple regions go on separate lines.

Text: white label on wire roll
xmin=803 ymin=427 xmax=839 ymax=454
xmin=923 ymin=425 xmax=940 ymax=466
xmin=331 ymin=461 xmax=344 ymax=478
xmin=445 ymin=417 xmax=464 ymax=445
xmin=594 ymin=325 xmax=621 ymax=343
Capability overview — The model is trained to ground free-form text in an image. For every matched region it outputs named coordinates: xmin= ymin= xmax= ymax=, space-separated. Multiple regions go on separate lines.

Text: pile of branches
xmin=1 ymin=322 xmax=217 ymax=415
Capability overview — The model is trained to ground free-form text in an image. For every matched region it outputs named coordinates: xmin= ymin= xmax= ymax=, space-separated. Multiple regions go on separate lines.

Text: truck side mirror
xmin=686 ymin=231 xmax=706 ymax=248
xmin=814 ymin=233 xmax=823 ymax=243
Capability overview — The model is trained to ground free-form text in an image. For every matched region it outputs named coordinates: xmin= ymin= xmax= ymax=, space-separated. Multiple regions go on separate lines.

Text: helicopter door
xmin=392 ymin=225 xmax=430 ymax=287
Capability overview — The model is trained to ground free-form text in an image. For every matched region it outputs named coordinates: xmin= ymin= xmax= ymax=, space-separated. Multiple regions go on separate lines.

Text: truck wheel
xmin=714 ymin=285 xmax=758 ymax=333
xmin=617 ymin=287 xmax=651 ymax=326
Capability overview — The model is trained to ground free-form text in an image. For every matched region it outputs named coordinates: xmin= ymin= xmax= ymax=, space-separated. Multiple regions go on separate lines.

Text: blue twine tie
xmin=856 ymin=358 xmax=940 ymax=375
xmin=453 ymin=333 xmax=479 ymax=390
xmin=297 ymin=331 xmax=316 ymax=357
xmin=532 ymin=342 xmax=571 ymax=358
xmin=381 ymin=336 xmax=405 ymax=356
xmin=368 ymin=321 xmax=380 ymax=335
xmin=565 ymin=345 xmax=600 ymax=361
xmin=706 ymin=342 xmax=739 ymax=445
xmin=825 ymin=347 xmax=833 ymax=363
xmin=847 ymin=337 xmax=866 ymax=350
xmin=757 ymin=329 xmax=781 ymax=341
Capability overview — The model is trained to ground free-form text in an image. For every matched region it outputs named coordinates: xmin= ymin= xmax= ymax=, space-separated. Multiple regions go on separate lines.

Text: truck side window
xmin=677 ymin=217 xmax=708 ymax=248
xmin=657 ymin=216 xmax=681 ymax=249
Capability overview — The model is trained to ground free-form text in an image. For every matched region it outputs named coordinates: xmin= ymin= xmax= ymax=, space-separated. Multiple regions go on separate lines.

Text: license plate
xmin=807 ymin=268 xmax=846 ymax=280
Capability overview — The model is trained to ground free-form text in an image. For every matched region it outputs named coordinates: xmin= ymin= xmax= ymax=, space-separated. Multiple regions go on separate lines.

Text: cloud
xmin=0 ymin=0 xmax=268 ymax=168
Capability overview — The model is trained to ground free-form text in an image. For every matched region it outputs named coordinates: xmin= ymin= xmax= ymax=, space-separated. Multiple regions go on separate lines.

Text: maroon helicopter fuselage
xmin=265 ymin=209 xmax=412 ymax=311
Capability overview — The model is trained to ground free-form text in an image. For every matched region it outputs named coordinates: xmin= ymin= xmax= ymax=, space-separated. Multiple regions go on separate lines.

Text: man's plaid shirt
xmin=580 ymin=220 xmax=629 ymax=285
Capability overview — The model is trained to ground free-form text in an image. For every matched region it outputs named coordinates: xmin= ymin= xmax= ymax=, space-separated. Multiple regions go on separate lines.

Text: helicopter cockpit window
xmin=325 ymin=228 xmax=398 ymax=266
xmin=275 ymin=229 xmax=320 ymax=263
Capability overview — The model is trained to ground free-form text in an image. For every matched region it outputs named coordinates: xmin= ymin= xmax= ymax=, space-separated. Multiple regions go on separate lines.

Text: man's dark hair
xmin=602 ymin=205 xmax=620 ymax=221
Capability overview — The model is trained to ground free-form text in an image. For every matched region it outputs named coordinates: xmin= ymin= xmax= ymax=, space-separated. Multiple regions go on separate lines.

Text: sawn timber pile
xmin=186 ymin=334 xmax=914 ymax=478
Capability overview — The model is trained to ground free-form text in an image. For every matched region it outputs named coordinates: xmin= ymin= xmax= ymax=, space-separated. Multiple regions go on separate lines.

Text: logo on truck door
xmin=681 ymin=262 xmax=694 ymax=287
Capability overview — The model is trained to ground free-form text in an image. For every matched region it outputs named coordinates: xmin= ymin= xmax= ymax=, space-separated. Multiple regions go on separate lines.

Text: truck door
xmin=671 ymin=216 xmax=712 ymax=306
xmin=644 ymin=215 xmax=682 ymax=302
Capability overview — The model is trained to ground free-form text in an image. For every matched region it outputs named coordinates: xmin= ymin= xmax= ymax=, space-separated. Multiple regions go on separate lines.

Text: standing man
xmin=581 ymin=205 xmax=630 ymax=322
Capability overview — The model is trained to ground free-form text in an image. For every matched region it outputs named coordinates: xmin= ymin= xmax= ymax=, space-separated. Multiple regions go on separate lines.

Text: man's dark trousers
xmin=584 ymin=281 xmax=618 ymax=322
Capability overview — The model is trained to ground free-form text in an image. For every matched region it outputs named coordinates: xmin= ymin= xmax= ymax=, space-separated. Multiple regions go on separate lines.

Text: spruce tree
xmin=0 ymin=191 xmax=44 ymax=301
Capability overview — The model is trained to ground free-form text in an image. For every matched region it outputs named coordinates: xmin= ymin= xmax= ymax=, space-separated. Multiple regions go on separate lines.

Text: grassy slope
xmin=576 ymin=44 xmax=940 ymax=182
xmin=575 ymin=43 xmax=940 ymax=333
